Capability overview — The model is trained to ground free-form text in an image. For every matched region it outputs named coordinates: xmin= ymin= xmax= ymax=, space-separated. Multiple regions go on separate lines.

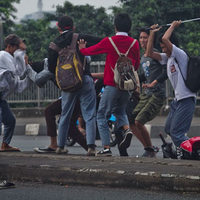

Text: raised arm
xmin=91 ymin=72 xmax=104 ymax=79
xmin=162 ymin=20 xmax=181 ymax=54
xmin=146 ymin=24 xmax=162 ymax=61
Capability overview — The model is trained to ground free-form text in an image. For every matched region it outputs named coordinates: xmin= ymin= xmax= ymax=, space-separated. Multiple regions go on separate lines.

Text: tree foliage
xmin=3 ymin=0 xmax=200 ymax=60
xmin=14 ymin=18 xmax=57 ymax=61
xmin=0 ymin=0 xmax=20 ymax=35
xmin=55 ymin=1 xmax=114 ymax=37
xmin=15 ymin=1 xmax=115 ymax=61
xmin=116 ymin=0 xmax=200 ymax=55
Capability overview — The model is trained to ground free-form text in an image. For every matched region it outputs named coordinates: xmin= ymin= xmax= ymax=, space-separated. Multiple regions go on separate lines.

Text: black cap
xmin=57 ymin=16 xmax=74 ymax=31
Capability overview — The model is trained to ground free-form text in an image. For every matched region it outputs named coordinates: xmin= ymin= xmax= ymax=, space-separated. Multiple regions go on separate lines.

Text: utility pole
xmin=0 ymin=17 xmax=4 ymax=50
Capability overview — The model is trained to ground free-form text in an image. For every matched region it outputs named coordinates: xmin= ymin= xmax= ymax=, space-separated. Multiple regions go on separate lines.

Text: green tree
xmin=0 ymin=0 xmax=20 ymax=35
xmin=15 ymin=1 xmax=115 ymax=61
xmin=15 ymin=18 xmax=57 ymax=61
xmin=55 ymin=1 xmax=114 ymax=37
xmin=54 ymin=1 xmax=115 ymax=60
xmin=116 ymin=0 xmax=200 ymax=55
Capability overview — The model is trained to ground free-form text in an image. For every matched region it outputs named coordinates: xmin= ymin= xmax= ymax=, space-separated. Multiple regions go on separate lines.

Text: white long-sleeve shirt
xmin=0 ymin=51 xmax=32 ymax=99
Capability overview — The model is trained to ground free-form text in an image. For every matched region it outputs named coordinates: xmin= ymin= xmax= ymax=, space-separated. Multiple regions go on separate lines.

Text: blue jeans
xmin=97 ymin=86 xmax=130 ymax=146
xmin=58 ymin=75 xmax=96 ymax=148
xmin=164 ymin=97 xmax=196 ymax=147
xmin=0 ymin=100 xmax=16 ymax=144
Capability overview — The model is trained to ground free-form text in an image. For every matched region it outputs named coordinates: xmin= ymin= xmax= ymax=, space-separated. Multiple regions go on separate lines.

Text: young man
xmin=48 ymin=15 xmax=102 ymax=155
xmin=78 ymin=13 xmax=140 ymax=156
xmin=28 ymin=59 xmax=88 ymax=153
xmin=34 ymin=98 xmax=88 ymax=153
xmin=128 ymin=29 xmax=168 ymax=157
xmin=146 ymin=21 xmax=196 ymax=148
xmin=0 ymin=34 xmax=32 ymax=152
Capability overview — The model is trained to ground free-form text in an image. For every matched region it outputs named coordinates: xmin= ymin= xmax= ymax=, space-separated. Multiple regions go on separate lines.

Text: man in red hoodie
xmin=79 ymin=13 xmax=140 ymax=156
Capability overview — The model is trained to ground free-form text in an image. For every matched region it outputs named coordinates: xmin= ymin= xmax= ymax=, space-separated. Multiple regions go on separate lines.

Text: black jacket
xmin=48 ymin=31 xmax=102 ymax=75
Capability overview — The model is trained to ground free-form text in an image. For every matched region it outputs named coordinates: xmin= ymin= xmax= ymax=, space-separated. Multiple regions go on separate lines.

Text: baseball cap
xmin=4 ymin=34 xmax=21 ymax=47
xmin=56 ymin=16 xmax=74 ymax=31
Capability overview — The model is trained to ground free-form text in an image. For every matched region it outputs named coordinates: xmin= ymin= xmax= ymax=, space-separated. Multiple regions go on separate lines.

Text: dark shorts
xmin=129 ymin=93 xmax=165 ymax=125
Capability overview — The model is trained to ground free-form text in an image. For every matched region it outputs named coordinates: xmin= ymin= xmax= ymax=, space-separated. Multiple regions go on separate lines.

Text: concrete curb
xmin=14 ymin=124 xmax=47 ymax=136
xmin=13 ymin=124 xmax=200 ymax=138
xmin=0 ymin=152 xmax=200 ymax=192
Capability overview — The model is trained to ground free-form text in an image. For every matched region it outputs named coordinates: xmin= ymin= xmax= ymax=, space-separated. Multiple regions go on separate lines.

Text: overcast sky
xmin=13 ymin=0 xmax=120 ymax=21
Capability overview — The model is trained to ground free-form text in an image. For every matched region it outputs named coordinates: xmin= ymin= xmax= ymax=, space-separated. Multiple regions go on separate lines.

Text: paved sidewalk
xmin=0 ymin=152 xmax=200 ymax=192
xmin=1 ymin=116 xmax=200 ymax=192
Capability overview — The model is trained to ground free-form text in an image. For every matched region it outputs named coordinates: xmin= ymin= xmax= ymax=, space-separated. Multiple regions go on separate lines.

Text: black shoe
xmin=0 ymin=180 xmax=15 ymax=189
xmin=142 ymin=146 xmax=159 ymax=158
xmin=118 ymin=145 xmax=129 ymax=156
xmin=119 ymin=129 xmax=133 ymax=149
xmin=34 ymin=146 xmax=55 ymax=153
xmin=161 ymin=142 xmax=177 ymax=159
xmin=96 ymin=148 xmax=112 ymax=156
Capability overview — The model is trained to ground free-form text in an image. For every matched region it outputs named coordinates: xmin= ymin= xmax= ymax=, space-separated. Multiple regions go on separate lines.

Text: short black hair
xmin=114 ymin=13 xmax=132 ymax=33
xmin=57 ymin=15 xmax=74 ymax=31
xmin=139 ymin=28 xmax=150 ymax=36
xmin=157 ymin=33 xmax=179 ymax=47
xmin=4 ymin=34 xmax=21 ymax=47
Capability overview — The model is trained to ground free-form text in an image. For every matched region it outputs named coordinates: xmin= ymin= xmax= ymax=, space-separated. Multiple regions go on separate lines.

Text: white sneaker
xmin=96 ymin=148 xmax=112 ymax=156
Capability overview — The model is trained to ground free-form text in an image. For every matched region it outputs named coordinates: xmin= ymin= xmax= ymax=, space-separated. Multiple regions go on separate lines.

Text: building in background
xmin=22 ymin=0 xmax=44 ymax=20
xmin=19 ymin=0 xmax=56 ymax=27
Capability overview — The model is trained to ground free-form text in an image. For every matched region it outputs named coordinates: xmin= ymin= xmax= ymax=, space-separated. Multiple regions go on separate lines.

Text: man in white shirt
xmin=146 ymin=21 xmax=196 ymax=149
xmin=0 ymin=34 xmax=32 ymax=152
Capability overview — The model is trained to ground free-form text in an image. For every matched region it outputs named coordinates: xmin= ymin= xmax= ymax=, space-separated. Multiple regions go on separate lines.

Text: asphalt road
xmin=1 ymin=181 xmax=200 ymax=200
xmin=1 ymin=135 xmax=169 ymax=158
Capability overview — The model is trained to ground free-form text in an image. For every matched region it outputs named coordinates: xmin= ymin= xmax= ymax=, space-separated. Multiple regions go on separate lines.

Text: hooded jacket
xmin=48 ymin=31 xmax=102 ymax=75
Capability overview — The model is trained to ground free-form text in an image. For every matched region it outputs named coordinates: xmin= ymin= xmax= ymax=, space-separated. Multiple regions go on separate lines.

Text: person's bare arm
xmin=162 ymin=20 xmax=181 ymax=53
xmin=142 ymin=79 xmax=158 ymax=89
xmin=146 ymin=24 xmax=162 ymax=61
xmin=91 ymin=72 xmax=104 ymax=79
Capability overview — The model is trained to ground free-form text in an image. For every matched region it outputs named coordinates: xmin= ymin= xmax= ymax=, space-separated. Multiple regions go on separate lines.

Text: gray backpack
xmin=109 ymin=37 xmax=138 ymax=91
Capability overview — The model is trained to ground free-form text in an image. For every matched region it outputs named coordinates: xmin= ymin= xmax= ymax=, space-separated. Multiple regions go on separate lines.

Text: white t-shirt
xmin=160 ymin=45 xmax=196 ymax=101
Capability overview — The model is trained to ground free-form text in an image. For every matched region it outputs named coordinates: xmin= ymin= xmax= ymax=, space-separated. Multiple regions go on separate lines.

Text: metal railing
xmin=7 ymin=62 xmax=200 ymax=107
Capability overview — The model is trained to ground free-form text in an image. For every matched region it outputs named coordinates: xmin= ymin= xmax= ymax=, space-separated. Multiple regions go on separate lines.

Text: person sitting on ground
xmin=146 ymin=21 xmax=196 ymax=150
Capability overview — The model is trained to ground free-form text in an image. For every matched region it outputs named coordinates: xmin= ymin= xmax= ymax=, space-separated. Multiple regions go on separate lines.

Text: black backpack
xmin=176 ymin=55 xmax=200 ymax=93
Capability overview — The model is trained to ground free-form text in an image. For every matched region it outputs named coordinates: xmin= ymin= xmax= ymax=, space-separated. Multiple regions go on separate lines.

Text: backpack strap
xmin=108 ymin=37 xmax=137 ymax=56
xmin=125 ymin=39 xmax=137 ymax=56
xmin=109 ymin=37 xmax=121 ymax=56
xmin=49 ymin=33 xmax=79 ymax=51
xmin=175 ymin=58 xmax=186 ymax=82
xmin=70 ymin=33 xmax=79 ymax=49
xmin=70 ymin=33 xmax=86 ymax=70
xmin=49 ymin=42 xmax=60 ymax=52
